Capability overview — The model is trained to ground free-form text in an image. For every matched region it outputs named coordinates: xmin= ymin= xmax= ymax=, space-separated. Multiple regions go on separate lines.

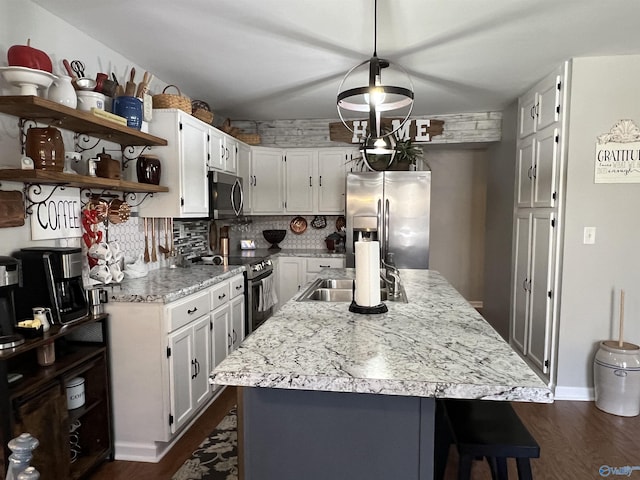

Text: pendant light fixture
xmin=336 ymin=0 xmax=414 ymax=143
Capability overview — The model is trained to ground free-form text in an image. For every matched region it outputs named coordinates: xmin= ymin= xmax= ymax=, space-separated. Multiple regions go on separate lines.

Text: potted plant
xmin=393 ymin=137 xmax=423 ymax=170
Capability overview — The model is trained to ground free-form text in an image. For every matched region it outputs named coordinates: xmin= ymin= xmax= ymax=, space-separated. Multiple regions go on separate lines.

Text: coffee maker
xmin=14 ymin=247 xmax=89 ymax=325
xmin=0 ymin=256 xmax=24 ymax=349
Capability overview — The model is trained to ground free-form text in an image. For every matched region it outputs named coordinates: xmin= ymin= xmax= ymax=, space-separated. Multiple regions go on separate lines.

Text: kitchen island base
xmin=241 ymin=387 xmax=436 ymax=480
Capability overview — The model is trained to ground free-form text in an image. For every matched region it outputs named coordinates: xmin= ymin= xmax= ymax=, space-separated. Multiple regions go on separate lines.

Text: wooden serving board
xmin=0 ymin=190 xmax=25 ymax=228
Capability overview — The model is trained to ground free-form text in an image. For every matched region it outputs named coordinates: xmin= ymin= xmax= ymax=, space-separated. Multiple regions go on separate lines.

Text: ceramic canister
xmin=594 ymin=340 xmax=640 ymax=417
xmin=66 ymin=376 xmax=85 ymax=409
xmin=112 ymin=96 xmax=143 ymax=130
xmin=25 ymin=127 xmax=65 ymax=171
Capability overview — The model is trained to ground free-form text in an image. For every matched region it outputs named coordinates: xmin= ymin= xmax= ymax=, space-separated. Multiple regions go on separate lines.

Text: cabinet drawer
xmin=306 ymin=257 xmax=345 ymax=272
xmin=167 ymin=290 xmax=210 ymax=333
xmin=229 ymin=274 xmax=245 ymax=299
xmin=210 ymin=281 xmax=231 ymax=310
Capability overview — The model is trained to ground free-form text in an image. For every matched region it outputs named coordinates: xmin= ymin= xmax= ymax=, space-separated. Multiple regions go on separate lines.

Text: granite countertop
xmin=227 ymin=248 xmax=346 ymax=259
xmin=104 ymin=264 xmax=245 ymax=303
xmin=211 ymin=268 xmax=553 ymax=403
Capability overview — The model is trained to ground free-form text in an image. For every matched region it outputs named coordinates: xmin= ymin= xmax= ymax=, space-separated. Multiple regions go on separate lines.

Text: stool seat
xmin=442 ymin=399 xmax=540 ymax=480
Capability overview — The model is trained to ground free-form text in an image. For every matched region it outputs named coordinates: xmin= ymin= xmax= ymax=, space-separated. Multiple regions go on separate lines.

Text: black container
xmin=136 ymin=155 xmax=161 ymax=185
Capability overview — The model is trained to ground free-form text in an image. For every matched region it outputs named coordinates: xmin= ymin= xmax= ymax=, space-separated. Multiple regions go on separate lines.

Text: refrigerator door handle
xmin=384 ymin=198 xmax=390 ymax=261
xmin=377 ymin=198 xmax=383 ymax=260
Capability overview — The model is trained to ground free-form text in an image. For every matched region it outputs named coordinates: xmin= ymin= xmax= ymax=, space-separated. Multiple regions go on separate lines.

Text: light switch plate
xmin=583 ymin=227 xmax=596 ymax=244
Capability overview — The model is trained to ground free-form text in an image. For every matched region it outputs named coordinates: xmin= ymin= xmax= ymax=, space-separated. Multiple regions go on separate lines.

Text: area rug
xmin=172 ymin=407 xmax=238 ymax=480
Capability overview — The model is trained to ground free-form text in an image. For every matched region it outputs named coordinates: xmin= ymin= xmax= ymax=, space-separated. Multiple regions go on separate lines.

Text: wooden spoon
xmin=159 ymin=217 xmax=170 ymax=257
xmin=143 ymin=218 xmax=150 ymax=263
xmin=151 ymin=217 xmax=157 ymax=262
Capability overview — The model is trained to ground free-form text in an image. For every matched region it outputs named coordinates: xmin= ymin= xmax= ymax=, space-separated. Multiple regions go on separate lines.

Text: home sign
xmin=595 ymin=119 xmax=640 ymax=183
xmin=329 ymin=118 xmax=444 ymax=144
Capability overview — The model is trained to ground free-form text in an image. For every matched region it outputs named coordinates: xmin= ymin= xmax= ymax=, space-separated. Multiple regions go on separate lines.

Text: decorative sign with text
xmin=30 ymin=186 xmax=82 ymax=240
xmin=329 ymin=118 xmax=444 ymax=144
xmin=595 ymin=119 xmax=640 ymax=183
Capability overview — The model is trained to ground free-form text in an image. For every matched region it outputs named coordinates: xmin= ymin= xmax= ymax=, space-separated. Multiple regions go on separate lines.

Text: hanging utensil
xmin=151 ymin=217 xmax=157 ymax=262
xmin=159 ymin=217 xmax=170 ymax=257
xmin=170 ymin=217 xmax=175 ymax=256
xmin=143 ymin=218 xmax=150 ymax=263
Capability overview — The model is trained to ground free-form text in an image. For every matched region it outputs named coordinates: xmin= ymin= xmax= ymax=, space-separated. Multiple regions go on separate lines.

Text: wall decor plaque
xmin=595 ymin=119 xmax=640 ymax=183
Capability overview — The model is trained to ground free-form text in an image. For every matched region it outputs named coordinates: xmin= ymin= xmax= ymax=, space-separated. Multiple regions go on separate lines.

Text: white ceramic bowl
xmin=0 ymin=66 xmax=55 ymax=96
xmin=76 ymin=90 xmax=105 ymax=112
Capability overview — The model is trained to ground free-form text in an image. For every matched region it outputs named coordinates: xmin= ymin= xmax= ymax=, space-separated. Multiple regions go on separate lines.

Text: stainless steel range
xmin=239 ymin=257 xmax=274 ymax=335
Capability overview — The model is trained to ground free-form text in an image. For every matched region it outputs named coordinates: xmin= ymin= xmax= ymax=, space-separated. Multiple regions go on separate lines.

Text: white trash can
xmin=594 ymin=341 xmax=640 ymax=417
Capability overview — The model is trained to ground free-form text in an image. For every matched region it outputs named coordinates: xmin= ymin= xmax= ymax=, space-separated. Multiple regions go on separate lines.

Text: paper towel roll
xmin=355 ymin=241 xmax=381 ymax=307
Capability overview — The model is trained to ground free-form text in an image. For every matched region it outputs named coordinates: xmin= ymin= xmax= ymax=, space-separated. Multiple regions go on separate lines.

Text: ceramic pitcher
xmin=47 ymin=75 xmax=77 ymax=108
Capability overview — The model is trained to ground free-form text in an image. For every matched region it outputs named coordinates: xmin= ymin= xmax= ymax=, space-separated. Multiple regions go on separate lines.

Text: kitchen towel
xmin=258 ymin=274 xmax=278 ymax=312
xmin=355 ymin=240 xmax=381 ymax=307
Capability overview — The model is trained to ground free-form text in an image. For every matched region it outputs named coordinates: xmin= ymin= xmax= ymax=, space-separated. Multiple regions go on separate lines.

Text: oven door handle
xmin=231 ymin=178 xmax=243 ymax=217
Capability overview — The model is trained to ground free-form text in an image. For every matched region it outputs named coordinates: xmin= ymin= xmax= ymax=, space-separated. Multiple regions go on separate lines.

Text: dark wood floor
xmin=89 ymin=388 xmax=640 ymax=480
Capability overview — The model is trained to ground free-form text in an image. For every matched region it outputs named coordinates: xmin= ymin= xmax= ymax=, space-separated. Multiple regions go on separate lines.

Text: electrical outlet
xmin=583 ymin=227 xmax=596 ymax=244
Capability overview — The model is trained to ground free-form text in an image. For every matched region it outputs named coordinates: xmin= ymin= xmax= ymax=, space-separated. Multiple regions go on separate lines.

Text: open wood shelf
xmin=0 ymin=169 xmax=169 ymax=193
xmin=0 ymin=96 xmax=167 ymax=147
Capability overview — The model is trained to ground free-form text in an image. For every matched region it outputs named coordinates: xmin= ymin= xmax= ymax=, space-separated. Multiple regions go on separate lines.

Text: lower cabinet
xmin=106 ymin=273 xmax=246 ymax=462
xmin=278 ymin=256 xmax=346 ymax=305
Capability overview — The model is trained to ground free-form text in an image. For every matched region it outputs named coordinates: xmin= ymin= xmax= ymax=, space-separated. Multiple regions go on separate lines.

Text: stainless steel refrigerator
xmin=346 ymin=171 xmax=431 ymax=269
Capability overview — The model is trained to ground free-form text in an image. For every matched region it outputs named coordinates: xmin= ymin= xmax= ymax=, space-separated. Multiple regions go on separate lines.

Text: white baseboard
xmin=553 ymin=385 xmax=594 ymax=401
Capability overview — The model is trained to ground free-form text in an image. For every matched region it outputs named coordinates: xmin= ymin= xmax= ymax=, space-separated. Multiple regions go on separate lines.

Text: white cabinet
xmin=516 ymin=127 xmax=560 ymax=208
xmin=245 ymin=147 xmax=352 ymax=215
xmin=167 ymin=313 xmax=211 ymax=433
xmin=511 ymin=211 xmax=555 ymax=375
xmin=238 ymin=142 xmax=252 ymax=212
xmin=518 ymin=71 xmax=562 ymax=139
xmin=138 ymin=109 xmax=209 ymax=218
xmin=510 ymin=61 xmax=568 ymax=384
xmin=305 ymin=257 xmax=346 ymax=284
xmin=278 ymin=256 xmax=346 ymax=304
xmin=249 ymin=147 xmax=285 ymax=214
xmin=207 ymin=126 xmax=239 ymax=174
xmin=278 ymin=257 xmax=305 ymax=305
xmin=105 ymin=273 xmax=247 ymax=461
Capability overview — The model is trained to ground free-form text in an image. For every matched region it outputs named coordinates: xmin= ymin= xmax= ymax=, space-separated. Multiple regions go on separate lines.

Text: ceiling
xmin=31 ymin=0 xmax=640 ymax=122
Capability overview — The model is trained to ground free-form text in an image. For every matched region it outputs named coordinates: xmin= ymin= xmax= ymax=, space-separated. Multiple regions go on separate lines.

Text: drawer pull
xmin=219 ymin=293 xmax=226 ymax=300
xmin=187 ymin=307 xmax=198 ymax=314
xmin=235 ymin=285 xmax=243 ymax=290
xmin=319 ymin=265 xmax=330 ymax=268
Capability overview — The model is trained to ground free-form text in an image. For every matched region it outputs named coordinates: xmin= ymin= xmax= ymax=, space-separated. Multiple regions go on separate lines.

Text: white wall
xmin=0 ymin=1 xmax=171 ymax=257
xmin=556 ymin=55 xmax=640 ymax=393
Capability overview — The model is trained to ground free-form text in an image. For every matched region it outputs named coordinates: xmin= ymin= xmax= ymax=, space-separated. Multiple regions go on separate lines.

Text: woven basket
xmin=191 ymin=99 xmax=214 ymax=124
xmin=236 ymin=133 xmax=261 ymax=145
xmin=152 ymin=85 xmax=191 ymax=114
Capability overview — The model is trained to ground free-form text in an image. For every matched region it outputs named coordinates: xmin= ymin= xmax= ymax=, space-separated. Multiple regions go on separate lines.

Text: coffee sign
xmin=595 ymin=119 xmax=640 ymax=183
xmin=30 ymin=186 xmax=82 ymax=240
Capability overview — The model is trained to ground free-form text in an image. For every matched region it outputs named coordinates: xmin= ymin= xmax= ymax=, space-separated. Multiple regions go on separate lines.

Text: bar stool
xmin=442 ymin=399 xmax=540 ymax=480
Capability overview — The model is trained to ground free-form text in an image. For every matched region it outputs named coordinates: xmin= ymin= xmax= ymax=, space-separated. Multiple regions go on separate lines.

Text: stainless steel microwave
xmin=208 ymin=171 xmax=244 ymax=219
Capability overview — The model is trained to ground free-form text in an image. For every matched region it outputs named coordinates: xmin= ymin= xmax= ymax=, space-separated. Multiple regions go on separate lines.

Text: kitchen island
xmin=210 ymin=268 xmax=551 ymax=480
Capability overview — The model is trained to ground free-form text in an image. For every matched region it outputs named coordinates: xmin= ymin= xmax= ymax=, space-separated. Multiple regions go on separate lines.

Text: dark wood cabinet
xmin=0 ymin=315 xmax=112 ymax=480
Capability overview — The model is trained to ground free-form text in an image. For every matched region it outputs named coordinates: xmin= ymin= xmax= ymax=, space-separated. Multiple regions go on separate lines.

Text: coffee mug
xmin=108 ymin=241 xmax=121 ymax=257
xmin=88 ymin=242 xmax=112 ymax=262
xmin=109 ymin=263 xmax=124 ymax=283
xmin=89 ymin=264 xmax=112 ymax=284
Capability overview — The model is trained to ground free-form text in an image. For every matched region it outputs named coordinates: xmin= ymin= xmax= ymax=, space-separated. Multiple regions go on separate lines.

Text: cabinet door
xmin=285 ymin=149 xmax=315 ymax=213
xmin=12 ymin=382 xmax=70 ymax=478
xmin=207 ymin=127 xmax=225 ymax=172
xmin=515 ymin=136 xmax=534 ymax=208
xmin=527 ymin=212 xmax=554 ymax=375
xmin=317 ymin=150 xmax=347 ymax=213
xmin=532 ymin=127 xmax=559 ymax=208
xmin=168 ymin=324 xmax=194 ymax=433
xmin=278 ymin=257 xmax=304 ymax=304
xmin=535 ymin=74 xmax=561 ymax=132
xmin=511 ymin=213 xmax=531 ymax=355
xmin=224 ymin=136 xmax=239 ymax=174
xmin=211 ymin=303 xmax=230 ymax=370
xmin=192 ymin=315 xmax=212 ymax=408
xmin=251 ymin=148 xmax=284 ymax=214
xmin=238 ymin=143 xmax=252 ymax=212
xmin=230 ymin=294 xmax=245 ymax=350
xmin=518 ymin=90 xmax=537 ymax=139
xmin=180 ymin=117 xmax=210 ymax=215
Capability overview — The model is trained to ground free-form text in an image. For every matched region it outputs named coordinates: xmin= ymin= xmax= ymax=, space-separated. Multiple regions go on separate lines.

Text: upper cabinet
xmin=245 ymin=146 xmax=353 ymax=216
xmin=518 ymin=72 xmax=562 ymax=139
xmin=208 ymin=127 xmax=238 ymax=175
xmin=136 ymin=109 xmax=209 ymax=218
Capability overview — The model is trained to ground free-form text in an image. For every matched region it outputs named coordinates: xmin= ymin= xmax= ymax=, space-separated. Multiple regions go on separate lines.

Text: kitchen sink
xmin=297 ymin=278 xmax=407 ymax=303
